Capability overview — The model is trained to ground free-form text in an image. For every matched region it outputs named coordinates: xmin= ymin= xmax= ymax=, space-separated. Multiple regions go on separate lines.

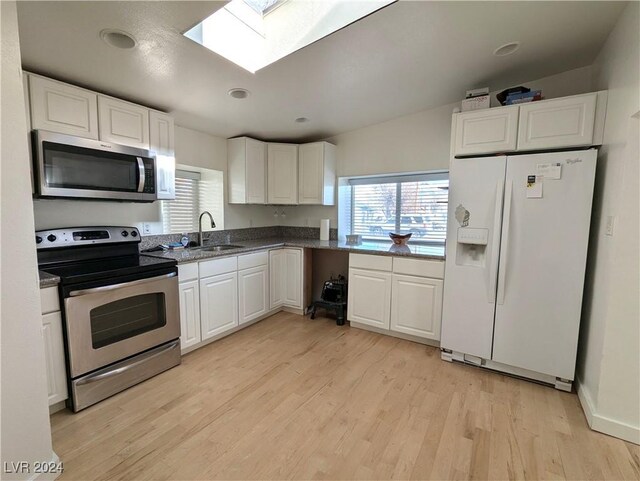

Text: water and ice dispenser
xmin=455 ymin=228 xmax=489 ymax=267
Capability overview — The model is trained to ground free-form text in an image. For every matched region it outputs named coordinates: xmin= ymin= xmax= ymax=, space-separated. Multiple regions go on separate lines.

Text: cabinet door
xmin=267 ymin=143 xmax=298 ymax=204
xmin=246 ymin=138 xmax=266 ymax=204
xmin=391 ymin=274 xmax=443 ymax=340
xmin=200 ymin=272 xmax=238 ymax=339
xmin=149 ymin=110 xmax=174 ymax=155
xmin=347 ymin=268 xmax=392 ymax=329
xmin=453 ymin=106 xmax=518 ymax=156
xmin=298 ymin=142 xmax=324 ymax=204
xmin=283 ymin=248 xmax=302 ymax=308
xmin=42 ymin=311 xmax=68 ymax=405
xmin=150 ymin=111 xmax=176 ymax=200
xmin=269 ymin=249 xmax=285 ymax=309
xmin=98 ymin=95 xmax=150 ymax=149
xmin=179 ymin=280 xmax=201 ymax=350
xmin=29 ymin=75 xmax=99 ymax=139
xmin=238 ymin=265 xmax=269 ymax=325
xmin=517 ymin=93 xmax=597 ymax=151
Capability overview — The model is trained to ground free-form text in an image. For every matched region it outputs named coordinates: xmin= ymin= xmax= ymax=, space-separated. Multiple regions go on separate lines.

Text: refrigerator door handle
xmin=497 ymin=180 xmax=513 ymax=305
xmin=487 ymin=180 xmax=504 ymax=303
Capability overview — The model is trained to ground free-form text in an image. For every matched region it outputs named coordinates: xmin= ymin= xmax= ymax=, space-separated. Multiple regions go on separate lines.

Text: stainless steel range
xmin=36 ymin=226 xmax=180 ymax=412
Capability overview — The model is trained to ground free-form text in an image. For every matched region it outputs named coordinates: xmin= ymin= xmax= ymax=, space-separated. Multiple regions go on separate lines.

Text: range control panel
xmin=35 ymin=226 xmax=140 ymax=249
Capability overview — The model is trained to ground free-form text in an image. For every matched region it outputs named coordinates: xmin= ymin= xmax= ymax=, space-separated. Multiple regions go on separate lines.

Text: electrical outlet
xmin=605 ymin=216 xmax=615 ymax=236
xmin=142 ymin=222 xmax=151 ymax=234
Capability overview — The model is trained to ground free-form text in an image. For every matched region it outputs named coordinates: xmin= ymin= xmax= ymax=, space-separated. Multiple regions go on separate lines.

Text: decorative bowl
xmin=389 ymin=232 xmax=412 ymax=245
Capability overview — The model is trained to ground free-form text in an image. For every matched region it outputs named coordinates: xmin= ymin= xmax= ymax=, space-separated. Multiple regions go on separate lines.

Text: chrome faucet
xmin=198 ymin=211 xmax=216 ymax=246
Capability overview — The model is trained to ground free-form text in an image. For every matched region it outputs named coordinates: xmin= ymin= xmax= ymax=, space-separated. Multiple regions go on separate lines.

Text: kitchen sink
xmin=194 ymin=244 xmax=244 ymax=252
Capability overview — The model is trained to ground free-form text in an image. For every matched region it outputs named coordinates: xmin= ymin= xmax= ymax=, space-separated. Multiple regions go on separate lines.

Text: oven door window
xmin=89 ymin=293 xmax=166 ymax=349
xmin=43 ymin=141 xmax=140 ymax=192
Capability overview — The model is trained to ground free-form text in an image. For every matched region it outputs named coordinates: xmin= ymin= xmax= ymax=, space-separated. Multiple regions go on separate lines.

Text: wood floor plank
xmin=50 ymin=313 xmax=640 ymax=480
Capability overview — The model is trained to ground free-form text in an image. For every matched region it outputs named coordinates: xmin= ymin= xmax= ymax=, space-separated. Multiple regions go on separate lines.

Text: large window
xmin=161 ymin=168 xmax=224 ymax=234
xmin=345 ymin=172 xmax=448 ymax=244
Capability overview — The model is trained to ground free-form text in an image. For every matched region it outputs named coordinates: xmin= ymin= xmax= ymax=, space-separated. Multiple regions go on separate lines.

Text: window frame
xmin=346 ymin=171 xmax=449 ymax=245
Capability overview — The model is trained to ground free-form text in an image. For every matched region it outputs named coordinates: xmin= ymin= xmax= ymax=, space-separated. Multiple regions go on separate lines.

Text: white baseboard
xmin=577 ymin=380 xmax=640 ymax=445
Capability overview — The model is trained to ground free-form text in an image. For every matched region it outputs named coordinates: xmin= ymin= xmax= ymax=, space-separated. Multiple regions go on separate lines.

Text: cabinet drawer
xmin=199 ymin=256 xmax=238 ymax=278
xmin=393 ymin=257 xmax=445 ymax=279
xmin=349 ymin=253 xmax=392 ymax=272
xmin=40 ymin=286 xmax=60 ymax=314
xmin=178 ymin=262 xmax=198 ymax=282
xmin=238 ymin=251 xmax=268 ymax=270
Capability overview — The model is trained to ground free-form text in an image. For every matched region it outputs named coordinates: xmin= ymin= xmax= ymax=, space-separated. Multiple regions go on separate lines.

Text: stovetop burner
xmin=36 ymin=226 xmax=176 ymax=285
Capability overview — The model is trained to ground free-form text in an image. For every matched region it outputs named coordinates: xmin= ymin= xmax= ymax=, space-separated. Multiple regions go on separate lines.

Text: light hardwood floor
xmin=51 ymin=312 xmax=639 ymax=480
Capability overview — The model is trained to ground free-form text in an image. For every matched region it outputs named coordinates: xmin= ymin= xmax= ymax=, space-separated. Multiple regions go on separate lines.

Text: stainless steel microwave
xmin=32 ymin=130 xmax=174 ymax=202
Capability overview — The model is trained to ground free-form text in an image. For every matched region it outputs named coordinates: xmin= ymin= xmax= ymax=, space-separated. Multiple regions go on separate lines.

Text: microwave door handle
xmin=137 ymin=157 xmax=145 ymax=192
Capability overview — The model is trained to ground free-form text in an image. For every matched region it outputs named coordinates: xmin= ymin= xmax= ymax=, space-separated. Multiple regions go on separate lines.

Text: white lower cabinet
xmin=269 ymin=248 xmax=303 ymax=311
xmin=40 ymin=286 xmax=67 ymax=407
xmin=390 ymin=274 xmax=443 ymax=341
xmin=348 ymin=254 xmax=444 ymax=342
xmin=178 ymin=280 xmax=201 ymax=350
xmin=269 ymin=249 xmax=285 ymax=309
xmin=42 ymin=311 xmax=68 ymax=406
xmin=238 ymin=265 xmax=269 ymax=325
xmin=283 ymin=249 xmax=302 ymax=308
xmin=347 ymin=267 xmax=392 ymax=329
xmin=200 ymin=272 xmax=239 ymax=339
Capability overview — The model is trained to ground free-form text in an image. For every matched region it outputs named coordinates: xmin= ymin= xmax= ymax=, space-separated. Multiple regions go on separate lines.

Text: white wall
xmin=577 ymin=2 xmax=640 ymax=444
xmin=1 ymin=2 xmax=57 ymax=479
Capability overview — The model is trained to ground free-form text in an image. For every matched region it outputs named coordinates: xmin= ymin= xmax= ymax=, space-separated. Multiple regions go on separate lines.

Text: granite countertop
xmin=143 ymin=237 xmax=446 ymax=264
xmin=39 ymin=270 xmax=60 ymax=288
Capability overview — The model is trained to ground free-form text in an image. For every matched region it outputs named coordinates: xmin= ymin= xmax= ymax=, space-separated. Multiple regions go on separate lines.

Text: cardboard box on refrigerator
xmin=461 ymin=94 xmax=490 ymax=111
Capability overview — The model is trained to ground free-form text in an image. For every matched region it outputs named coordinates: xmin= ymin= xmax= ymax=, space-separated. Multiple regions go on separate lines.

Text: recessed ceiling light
xmin=295 ymin=117 xmax=309 ymax=123
xmin=228 ymin=88 xmax=250 ymax=99
xmin=100 ymin=29 xmax=137 ymax=49
xmin=493 ymin=41 xmax=520 ymax=57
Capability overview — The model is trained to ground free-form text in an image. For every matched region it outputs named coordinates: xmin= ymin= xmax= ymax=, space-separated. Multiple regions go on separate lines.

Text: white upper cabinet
xmin=453 ymin=105 xmax=519 ymax=157
xmin=298 ymin=142 xmax=336 ymax=205
xmin=149 ymin=110 xmax=176 ymax=200
xmin=517 ymin=93 xmax=598 ymax=151
xmin=29 ymin=74 xmax=99 ymax=139
xmin=452 ymin=92 xmax=607 ymax=157
xmin=149 ymin=110 xmax=174 ymax=155
xmin=98 ymin=95 xmax=150 ymax=149
xmin=228 ymin=137 xmax=267 ymax=204
xmin=267 ymin=143 xmax=298 ymax=205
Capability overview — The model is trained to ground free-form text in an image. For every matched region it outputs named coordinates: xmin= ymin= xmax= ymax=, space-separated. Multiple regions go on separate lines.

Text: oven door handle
xmin=75 ymin=340 xmax=180 ymax=385
xmin=137 ymin=157 xmax=146 ymax=193
xmin=68 ymin=272 xmax=177 ymax=297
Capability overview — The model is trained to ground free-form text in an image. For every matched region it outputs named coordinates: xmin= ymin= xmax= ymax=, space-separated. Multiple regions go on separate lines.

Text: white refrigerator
xmin=440 ymin=149 xmax=597 ymax=390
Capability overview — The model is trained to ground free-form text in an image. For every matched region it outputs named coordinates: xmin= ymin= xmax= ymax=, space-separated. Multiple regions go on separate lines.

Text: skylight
xmin=185 ymin=0 xmax=395 ymax=73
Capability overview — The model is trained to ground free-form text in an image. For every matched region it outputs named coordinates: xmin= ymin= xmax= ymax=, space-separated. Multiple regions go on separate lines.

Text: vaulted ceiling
xmin=17 ymin=1 xmax=626 ymax=141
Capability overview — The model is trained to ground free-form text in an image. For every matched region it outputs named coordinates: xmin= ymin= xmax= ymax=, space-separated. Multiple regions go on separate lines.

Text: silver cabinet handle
xmin=137 ymin=157 xmax=145 ymax=193
xmin=75 ymin=340 xmax=179 ymax=385
xmin=69 ymin=272 xmax=176 ymax=297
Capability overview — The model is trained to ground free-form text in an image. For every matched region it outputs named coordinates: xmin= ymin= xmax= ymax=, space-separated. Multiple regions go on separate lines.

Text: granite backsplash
xmin=139 ymin=226 xmax=338 ymax=251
